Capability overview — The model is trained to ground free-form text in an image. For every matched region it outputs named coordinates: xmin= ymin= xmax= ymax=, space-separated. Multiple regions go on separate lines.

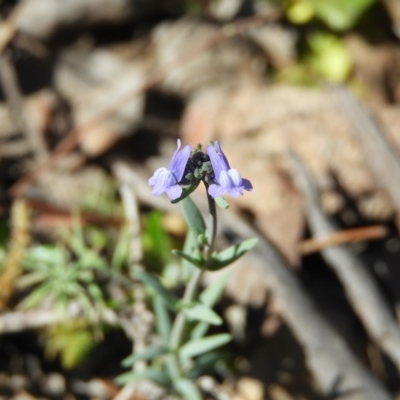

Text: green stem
xmin=168 ymin=268 xmax=203 ymax=379
xmin=168 ymin=194 xmax=218 ymax=380
xmin=206 ymin=193 xmax=217 ymax=259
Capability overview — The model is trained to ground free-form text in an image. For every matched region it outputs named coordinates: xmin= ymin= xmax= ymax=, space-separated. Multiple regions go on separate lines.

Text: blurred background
xmin=1 ymin=0 xmax=400 ymax=399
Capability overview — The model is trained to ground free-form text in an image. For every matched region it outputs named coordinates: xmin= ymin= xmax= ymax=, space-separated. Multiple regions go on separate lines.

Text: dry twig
xmin=298 ymin=225 xmax=387 ymax=255
xmin=0 ymin=307 xmax=119 ymax=334
xmin=291 ymin=151 xmax=400 ymax=376
xmin=0 ymin=200 xmax=30 ymax=310
xmin=331 ymin=86 xmax=400 ymax=228
xmin=0 ymin=53 xmax=48 ymax=160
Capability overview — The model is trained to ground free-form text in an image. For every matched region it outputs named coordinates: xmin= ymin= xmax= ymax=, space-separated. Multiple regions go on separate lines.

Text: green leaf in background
xmin=20 ymin=281 xmax=57 ymax=309
xmin=115 ymin=368 xmax=170 ymax=386
xmin=44 ymin=322 xmax=95 ymax=369
xmin=174 ymin=379 xmax=202 ymax=400
xmin=77 ymin=248 xmax=108 ymax=270
xmin=307 ymin=33 xmax=352 ymax=83
xmin=143 ymin=211 xmax=172 ymax=270
xmin=122 ymin=345 xmax=168 ymax=367
xmin=287 ymin=0 xmax=315 ymax=24
xmin=181 ymin=197 xmax=206 ymax=236
xmin=207 ymin=238 xmax=259 ymax=271
xmin=199 ymin=272 xmax=229 ymax=307
xmin=286 ymin=0 xmax=376 ymax=30
xmin=190 ymin=321 xmax=210 ymax=340
xmin=111 ymin=225 xmax=130 ymax=272
xmin=68 ymin=212 xmax=86 ymax=256
xmin=154 ymin=296 xmax=172 ymax=344
xmin=187 ymin=350 xmax=229 ymax=379
xmin=136 ymin=270 xmax=178 ymax=310
xmin=24 ymin=245 xmax=66 ymax=267
xmin=183 ymin=303 xmax=223 ymax=325
xmin=179 ymin=333 xmax=232 ymax=360
xmin=86 ymin=226 xmax=108 ymax=251
xmin=313 ymin=0 xmax=376 ymax=31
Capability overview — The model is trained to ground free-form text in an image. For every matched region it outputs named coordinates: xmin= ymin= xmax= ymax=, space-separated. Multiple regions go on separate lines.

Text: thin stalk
xmin=206 ymin=192 xmax=217 ymax=259
xmin=168 ymin=194 xmax=218 ymax=379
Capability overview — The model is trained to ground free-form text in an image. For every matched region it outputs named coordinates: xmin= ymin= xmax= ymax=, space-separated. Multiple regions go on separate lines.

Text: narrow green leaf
xmin=208 ymin=238 xmax=259 ymax=271
xmin=179 ymin=333 xmax=232 ymax=360
xmin=172 ymin=250 xmax=201 ymax=267
xmin=115 ymin=368 xmax=169 ymax=386
xmin=86 ymin=283 xmax=103 ymax=303
xmin=181 ymin=229 xmax=199 ymax=281
xmin=190 ymin=273 xmax=229 ymax=340
xmin=190 ymin=321 xmax=209 ymax=340
xmin=122 ymin=345 xmax=168 ymax=367
xmin=187 ymin=350 xmax=228 ymax=378
xmin=199 ymin=272 xmax=229 ymax=307
xmin=143 ymin=211 xmax=172 ymax=267
xmin=183 ymin=304 xmax=222 ymax=325
xmin=181 ymin=197 xmax=206 ymax=236
xmin=111 ymin=225 xmax=130 ymax=271
xmin=174 ymin=379 xmax=202 ymax=400
xmin=69 ymin=211 xmax=85 ymax=255
xmin=20 ymin=282 xmax=53 ymax=309
xmin=171 ymin=181 xmax=200 ymax=204
xmin=153 ymin=296 xmax=172 ymax=344
xmin=136 ymin=271 xmax=178 ymax=309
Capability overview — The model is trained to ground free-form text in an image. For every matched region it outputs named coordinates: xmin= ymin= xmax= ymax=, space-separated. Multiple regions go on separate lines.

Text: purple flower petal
xmin=227 ymin=169 xmax=242 ymax=186
xmin=214 ymin=141 xmax=231 ymax=169
xmin=148 ymin=139 xmax=191 ymax=200
xmin=219 ymin=170 xmax=243 ymax=198
xmin=208 ymin=183 xmax=226 ymax=198
xmin=242 ymin=178 xmax=253 ymax=191
xmin=165 ymin=184 xmax=182 ymax=200
xmin=169 ymin=139 xmax=191 ymax=182
xmin=206 ymin=141 xmax=253 ymax=199
xmin=148 ymin=168 xmax=177 ymax=196
xmin=206 ymin=141 xmax=229 ymax=181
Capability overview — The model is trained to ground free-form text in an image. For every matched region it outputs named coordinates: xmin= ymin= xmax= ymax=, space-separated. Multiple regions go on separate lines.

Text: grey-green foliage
xmin=20 ymin=218 xmax=127 ymax=318
xmin=120 ymin=197 xmax=259 ymax=399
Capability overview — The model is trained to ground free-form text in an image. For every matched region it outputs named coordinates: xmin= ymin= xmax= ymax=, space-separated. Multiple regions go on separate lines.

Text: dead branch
xmin=0 ymin=200 xmax=30 ymax=311
xmin=0 ymin=140 xmax=31 ymax=158
xmin=112 ymin=161 xmax=392 ymax=400
xmin=12 ymin=0 xmax=182 ymax=41
xmin=0 ymin=54 xmax=48 ymax=160
xmin=291 ymin=151 xmax=400 ymax=376
xmin=298 ymin=225 xmax=387 ymax=255
xmin=330 ymin=86 xmax=400 ymax=222
xmin=0 ymin=307 xmax=119 ymax=334
xmin=0 ymin=19 xmax=17 ymax=56
xmin=54 ymin=48 xmax=147 ymax=156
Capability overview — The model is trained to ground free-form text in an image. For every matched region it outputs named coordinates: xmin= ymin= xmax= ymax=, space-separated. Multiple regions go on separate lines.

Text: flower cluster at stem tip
xmin=148 ymin=139 xmax=253 ymax=201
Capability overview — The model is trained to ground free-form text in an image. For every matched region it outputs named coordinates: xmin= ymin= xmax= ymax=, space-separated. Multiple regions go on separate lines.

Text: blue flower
xmin=148 ymin=139 xmax=191 ymax=200
xmin=206 ymin=141 xmax=253 ymax=198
